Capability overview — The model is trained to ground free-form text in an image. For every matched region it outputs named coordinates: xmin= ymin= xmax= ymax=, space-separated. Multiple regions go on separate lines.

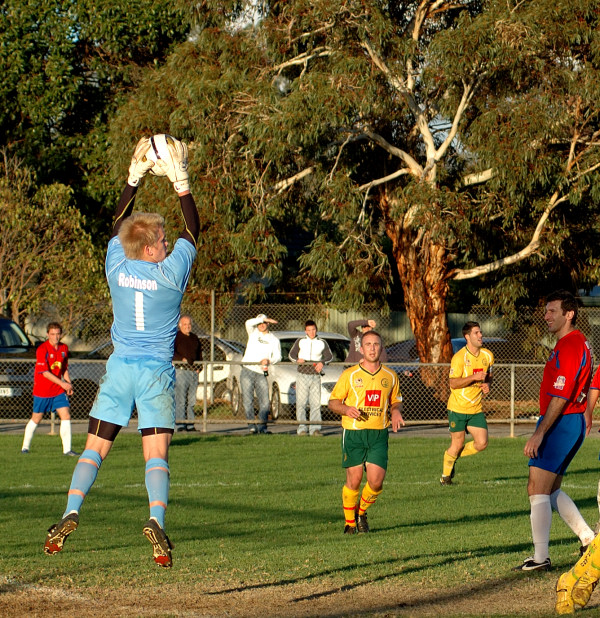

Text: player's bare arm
xmin=524 ymin=396 xmax=567 ymax=458
xmin=585 ymin=389 xmax=599 ymax=437
xmin=329 ymin=399 xmax=360 ymax=419
xmin=391 ymin=404 xmax=405 ymax=432
xmin=42 ymin=371 xmax=73 ymax=395
xmin=449 ymin=374 xmax=486 ymax=389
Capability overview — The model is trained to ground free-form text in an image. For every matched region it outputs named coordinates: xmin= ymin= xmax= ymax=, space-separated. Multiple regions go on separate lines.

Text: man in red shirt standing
xmin=514 ymin=290 xmax=595 ymax=573
xmin=21 ymin=322 xmax=78 ymax=456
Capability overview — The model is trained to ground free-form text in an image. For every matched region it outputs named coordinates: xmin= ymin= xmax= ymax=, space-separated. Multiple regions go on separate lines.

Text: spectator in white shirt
xmin=241 ymin=314 xmax=282 ymax=434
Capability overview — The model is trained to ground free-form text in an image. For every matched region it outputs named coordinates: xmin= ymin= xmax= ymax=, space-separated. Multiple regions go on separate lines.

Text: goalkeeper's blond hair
xmin=118 ymin=213 xmax=165 ymax=260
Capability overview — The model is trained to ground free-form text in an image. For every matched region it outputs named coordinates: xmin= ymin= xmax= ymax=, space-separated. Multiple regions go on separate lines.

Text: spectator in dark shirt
xmin=173 ymin=315 xmax=202 ymax=431
xmin=346 ymin=319 xmax=387 ymax=363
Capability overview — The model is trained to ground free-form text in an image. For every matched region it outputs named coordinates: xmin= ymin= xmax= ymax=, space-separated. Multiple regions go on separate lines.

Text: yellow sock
xmin=342 ymin=485 xmax=360 ymax=527
xmin=358 ymin=481 xmax=382 ymax=516
xmin=460 ymin=441 xmax=480 ymax=458
xmin=569 ymin=538 xmax=600 ymax=582
xmin=443 ymin=450 xmax=458 ymax=477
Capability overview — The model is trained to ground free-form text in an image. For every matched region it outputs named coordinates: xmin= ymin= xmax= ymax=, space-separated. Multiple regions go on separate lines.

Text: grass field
xmin=3 ymin=431 xmax=600 ymax=617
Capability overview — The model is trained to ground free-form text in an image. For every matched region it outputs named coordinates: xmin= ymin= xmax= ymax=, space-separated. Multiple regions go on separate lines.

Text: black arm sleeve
xmin=179 ymin=193 xmax=200 ymax=247
xmin=111 ymin=184 xmax=138 ymax=238
xmin=288 ymin=339 xmax=301 ymax=362
xmin=322 ymin=341 xmax=334 ymax=364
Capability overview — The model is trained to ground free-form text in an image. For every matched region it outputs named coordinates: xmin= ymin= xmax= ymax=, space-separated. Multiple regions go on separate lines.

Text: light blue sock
xmin=63 ymin=449 xmax=103 ymax=516
xmin=145 ymin=458 xmax=170 ymax=528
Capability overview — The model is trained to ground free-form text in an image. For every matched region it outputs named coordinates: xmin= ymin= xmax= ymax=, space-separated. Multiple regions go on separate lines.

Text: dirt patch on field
xmin=1 ymin=575 xmax=596 ymax=617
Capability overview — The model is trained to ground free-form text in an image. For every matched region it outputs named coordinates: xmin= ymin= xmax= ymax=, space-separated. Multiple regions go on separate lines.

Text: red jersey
xmin=33 ymin=340 xmax=69 ymax=398
xmin=540 ymin=329 xmax=591 ymax=416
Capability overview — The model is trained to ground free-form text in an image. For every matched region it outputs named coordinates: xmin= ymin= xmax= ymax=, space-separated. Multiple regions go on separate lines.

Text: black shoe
xmin=344 ymin=524 xmax=357 ymax=535
xmin=186 ymin=425 xmax=197 ymax=432
xmin=258 ymin=430 xmax=272 ymax=434
xmin=63 ymin=450 xmax=80 ymax=457
xmin=357 ymin=513 xmax=370 ymax=533
xmin=142 ymin=519 xmax=173 ymax=568
xmin=580 ymin=544 xmax=590 ymax=557
xmin=440 ymin=475 xmax=453 ymax=486
xmin=176 ymin=425 xmax=187 ymax=432
xmin=512 ymin=556 xmax=551 ymax=571
xmin=44 ymin=512 xmax=79 ymax=554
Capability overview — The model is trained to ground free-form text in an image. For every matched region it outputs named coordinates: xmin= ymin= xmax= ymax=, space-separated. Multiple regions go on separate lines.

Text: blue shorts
xmin=529 ymin=413 xmax=585 ymax=475
xmin=33 ymin=392 xmax=70 ymax=413
xmin=90 ymin=356 xmax=176 ymax=431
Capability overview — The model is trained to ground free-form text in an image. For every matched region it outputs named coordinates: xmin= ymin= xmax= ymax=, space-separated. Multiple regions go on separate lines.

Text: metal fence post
xmin=202 ymin=360 xmax=208 ymax=433
xmin=510 ymin=363 xmax=515 ymax=438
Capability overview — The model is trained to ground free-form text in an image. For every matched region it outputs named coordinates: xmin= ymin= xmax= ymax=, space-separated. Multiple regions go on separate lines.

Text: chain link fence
xmin=3 ymin=296 xmax=600 ymax=429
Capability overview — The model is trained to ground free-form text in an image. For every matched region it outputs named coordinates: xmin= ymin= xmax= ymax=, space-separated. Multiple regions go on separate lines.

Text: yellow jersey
xmin=329 ymin=363 xmax=402 ymax=430
xmin=447 ymin=346 xmax=494 ymax=415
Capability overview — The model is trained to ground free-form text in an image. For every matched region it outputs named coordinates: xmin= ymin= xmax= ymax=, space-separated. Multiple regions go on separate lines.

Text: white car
xmin=266 ymin=331 xmax=350 ymax=419
xmin=196 ymin=336 xmax=244 ymax=405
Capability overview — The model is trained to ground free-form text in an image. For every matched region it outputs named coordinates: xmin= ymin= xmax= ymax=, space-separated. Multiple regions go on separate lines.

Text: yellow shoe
xmin=555 ymin=573 xmax=575 ymax=615
xmin=572 ymin=571 xmax=598 ymax=608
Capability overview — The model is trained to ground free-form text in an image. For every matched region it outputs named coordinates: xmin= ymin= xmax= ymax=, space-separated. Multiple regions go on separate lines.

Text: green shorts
xmin=448 ymin=410 xmax=487 ymax=433
xmin=342 ymin=428 xmax=389 ymax=470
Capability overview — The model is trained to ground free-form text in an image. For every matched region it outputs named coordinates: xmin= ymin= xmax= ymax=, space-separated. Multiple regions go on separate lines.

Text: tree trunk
xmin=382 ymin=195 xmax=454 ymax=397
xmin=384 ymin=218 xmax=453 ymax=361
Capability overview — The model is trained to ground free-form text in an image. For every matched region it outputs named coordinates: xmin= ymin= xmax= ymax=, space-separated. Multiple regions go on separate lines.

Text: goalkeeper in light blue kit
xmin=44 ymin=135 xmax=199 ymax=568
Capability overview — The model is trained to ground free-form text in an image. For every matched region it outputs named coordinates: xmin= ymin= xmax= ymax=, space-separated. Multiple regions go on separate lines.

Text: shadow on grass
xmin=205 ymin=539 xmax=549 ymax=600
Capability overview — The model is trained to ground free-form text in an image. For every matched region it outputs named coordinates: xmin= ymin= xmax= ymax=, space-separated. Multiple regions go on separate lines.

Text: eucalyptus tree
xmin=107 ymin=0 xmax=600 ymax=361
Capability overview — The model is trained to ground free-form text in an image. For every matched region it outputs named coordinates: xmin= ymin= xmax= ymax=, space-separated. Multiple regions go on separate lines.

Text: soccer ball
xmin=145 ymin=134 xmax=177 ymax=177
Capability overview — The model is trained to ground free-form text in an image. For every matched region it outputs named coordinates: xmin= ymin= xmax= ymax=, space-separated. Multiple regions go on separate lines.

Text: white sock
xmin=60 ymin=419 xmax=72 ymax=453
xmin=550 ymin=489 xmax=595 ymax=546
xmin=22 ymin=420 xmax=38 ymax=451
xmin=530 ymin=494 xmax=552 ymax=562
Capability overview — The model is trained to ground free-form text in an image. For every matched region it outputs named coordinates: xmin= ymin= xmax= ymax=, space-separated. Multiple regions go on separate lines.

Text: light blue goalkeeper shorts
xmin=90 ymin=355 xmax=176 ymax=431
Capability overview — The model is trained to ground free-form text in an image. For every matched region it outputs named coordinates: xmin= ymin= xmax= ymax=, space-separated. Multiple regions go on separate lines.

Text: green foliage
xmin=0 ymin=153 xmax=104 ymax=324
xmin=101 ymin=1 xmax=600 ymax=321
xmin=4 ymin=0 xmax=600 ymax=356
xmin=0 ymin=0 xmax=192 ymax=225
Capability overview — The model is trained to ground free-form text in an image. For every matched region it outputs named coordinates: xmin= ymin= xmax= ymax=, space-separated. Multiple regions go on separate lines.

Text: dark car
xmin=0 ymin=317 xmax=36 ymax=415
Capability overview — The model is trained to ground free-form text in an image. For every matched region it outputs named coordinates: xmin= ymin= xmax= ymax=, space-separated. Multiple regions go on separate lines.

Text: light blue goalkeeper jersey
xmin=106 ymin=237 xmax=196 ymax=361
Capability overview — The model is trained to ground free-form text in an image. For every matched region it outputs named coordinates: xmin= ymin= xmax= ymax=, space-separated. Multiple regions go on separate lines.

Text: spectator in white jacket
xmin=241 ymin=314 xmax=282 ymax=434
xmin=289 ymin=320 xmax=333 ymax=436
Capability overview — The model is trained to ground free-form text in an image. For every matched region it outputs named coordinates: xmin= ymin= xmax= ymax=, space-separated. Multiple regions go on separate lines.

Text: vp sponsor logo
xmin=365 ymin=390 xmax=381 ymax=406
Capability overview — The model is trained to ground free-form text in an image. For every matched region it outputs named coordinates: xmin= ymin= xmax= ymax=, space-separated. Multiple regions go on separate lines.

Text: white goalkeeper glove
xmin=127 ymin=137 xmax=155 ymax=187
xmin=154 ymin=137 xmax=190 ymax=193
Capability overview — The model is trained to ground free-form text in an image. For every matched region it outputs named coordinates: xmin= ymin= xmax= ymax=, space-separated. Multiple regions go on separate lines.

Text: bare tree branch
xmin=435 ymin=75 xmax=484 ymax=161
xmin=452 ymin=191 xmax=569 ymax=280
xmin=289 ymin=22 xmax=335 ymax=44
xmin=272 ymin=47 xmax=333 ymax=72
xmin=359 ymin=168 xmax=411 ymax=191
xmin=363 ymin=129 xmax=423 ymax=175
xmin=462 ymin=168 xmax=495 ymax=186
xmin=273 ymin=167 xmax=315 ymax=194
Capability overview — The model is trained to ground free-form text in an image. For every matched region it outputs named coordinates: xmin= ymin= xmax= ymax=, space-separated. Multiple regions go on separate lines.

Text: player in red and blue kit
xmin=21 ymin=322 xmax=78 ymax=456
xmin=44 ymin=136 xmax=200 ymax=568
xmin=514 ymin=290 xmax=595 ymax=572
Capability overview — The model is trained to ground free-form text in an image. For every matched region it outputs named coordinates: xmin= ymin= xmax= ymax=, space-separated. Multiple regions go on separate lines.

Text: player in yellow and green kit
xmin=440 ymin=321 xmax=494 ymax=485
xmin=329 ymin=331 xmax=404 ymax=534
